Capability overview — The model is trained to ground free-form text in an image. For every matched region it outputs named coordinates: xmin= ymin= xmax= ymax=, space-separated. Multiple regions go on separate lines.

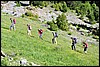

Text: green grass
xmin=1 ymin=14 xmax=99 ymax=66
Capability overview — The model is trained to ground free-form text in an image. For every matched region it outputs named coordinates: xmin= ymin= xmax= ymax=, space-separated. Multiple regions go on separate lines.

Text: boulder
xmin=1 ymin=50 xmax=6 ymax=57
xmin=20 ymin=1 xmax=30 ymax=6
xmin=20 ymin=58 xmax=27 ymax=66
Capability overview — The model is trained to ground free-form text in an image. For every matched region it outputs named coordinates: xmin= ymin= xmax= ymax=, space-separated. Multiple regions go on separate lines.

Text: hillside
xmin=1 ymin=13 xmax=99 ymax=66
xmin=1 ymin=1 xmax=99 ymax=66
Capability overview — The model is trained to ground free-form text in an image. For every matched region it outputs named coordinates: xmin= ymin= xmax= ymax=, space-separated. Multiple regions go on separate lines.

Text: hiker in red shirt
xmin=38 ymin=29 xmax=43 ymax=40
xmin=83 ymin=42 xmax=88 ymax=54
xmin=10 ymin=18 xmax=16 ymax=31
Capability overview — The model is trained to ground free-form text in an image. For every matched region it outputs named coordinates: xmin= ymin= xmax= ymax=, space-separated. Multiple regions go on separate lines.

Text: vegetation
xmin=15 ymin=1 xmax=21 ymax=7
xmin=47 ymin=13 xmax=69 ymax=31
xmin=1 ymin=1 xmax=99 ymax=66
xmin=51 ymin=2 xmax=69 ymax=12
xmin=30 ymin=1 xmax=49 ymax=8
xmin=24 ymin=10 xmax=39 ymax=21
xmin=1 ymin=13 xmax=99 ymax=66
xmin=56 ymin=13 xmax=69 ymax=31
xmin=47 ymin=20 xmax=58 ymax=31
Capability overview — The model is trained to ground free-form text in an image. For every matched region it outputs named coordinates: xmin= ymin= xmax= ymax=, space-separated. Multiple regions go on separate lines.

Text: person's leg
xmin=52 ymin=38 xmax=54 ymax=44
xmin=29 ymin=30 xmax=31 ymax=35
xmin=40 ymin=34 xmax=43 ymax=39
xmin=84 ymin=47 xmax=86 ymax=53
xmin=10 ymin=25 xmax=13 ymax=30
xmin=74 ymin=44 xmax=76 ymax=50
xmin=55 ymin=38 xmax=57 ymax=44
xmin=84 ymin=47 xmax=87 ymax=53
xmin=13 ymin=24 xmax=16 ymax=31
xmin=27 ymin=30 xmax=29 ymax=35
xmin=72 ymin=44 xmax=74 ymax=50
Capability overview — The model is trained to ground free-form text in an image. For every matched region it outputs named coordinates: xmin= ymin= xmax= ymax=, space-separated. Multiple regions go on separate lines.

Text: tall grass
xmin=1 ymin=14 xmax=99 ymax=66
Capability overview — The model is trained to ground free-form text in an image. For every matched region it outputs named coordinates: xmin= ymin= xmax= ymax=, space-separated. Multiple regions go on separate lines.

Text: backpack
xmin=29 ymin=25 xmax=32 ymax=30
xmin=13 ymin=19 xmax=16 ymax=24
xmin=55 ymin=32 xmax=58 ymax=37
xmin=74 ymin=38 xmax=77 ymax=44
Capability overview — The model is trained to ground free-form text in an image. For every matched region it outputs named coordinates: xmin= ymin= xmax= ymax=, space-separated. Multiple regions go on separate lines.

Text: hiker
xmin=83 ymin=42 xmax=88 ymax=54
xmin=10 ymin=18 xmax=13 ymax=23
xmin=10 ymin=18 xmax=16 ymax=31
xmin=71 ymin=37 xmax=77 ymax=50
xmin=27 ymin=24 xmax=32 ymax=36
xmin=38 ymin=29 xmax=43 ymax=39
xmin=52 ymin=32 xmax=58 ymax=44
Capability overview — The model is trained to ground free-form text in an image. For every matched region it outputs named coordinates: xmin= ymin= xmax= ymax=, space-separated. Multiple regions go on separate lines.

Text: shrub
xmin=21 ymin=14 xmax=26 ymax=18
xmin=47 ymin=21 xmax=58 ymax=31
xmin=92 ymin=35 xmax=99 ymax=39
xmin=25 ymin=11 xmax=34 ymax=17
xmin=68 ymin=32 xmax=72 ymax=35
xmin=15 ymin=1 xmax=21 ymax=7
xmin=56 ymin=13 xmax=69 ymax=31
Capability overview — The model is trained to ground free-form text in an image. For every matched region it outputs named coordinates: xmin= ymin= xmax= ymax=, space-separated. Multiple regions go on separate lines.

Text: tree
xmin=92 ymin=3 xmax=99 ymax=22
xmin=56 ymin=13 xmax=69 ymax=31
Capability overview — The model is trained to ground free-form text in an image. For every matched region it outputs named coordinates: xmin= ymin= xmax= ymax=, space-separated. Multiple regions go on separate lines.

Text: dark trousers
xmin=84 ymin=47 xmax=87 ymax=51
xmin=39 ymin=34 xmax=43 ymax=39
xmin=72 ymin=43 xmax=76 ymax=50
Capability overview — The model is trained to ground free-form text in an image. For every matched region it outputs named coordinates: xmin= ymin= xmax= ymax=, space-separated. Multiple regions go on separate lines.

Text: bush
xmin=92 ymin=35 xmax=99 ymax=39
xmin=47 ymin=21 xmax=58 ymax=31
xmin=68 ymin=32 xmax=72 ymax=35
xmin=25 ymin=11 xmax=34 ymax=17
xmin=15 ymin=1 xmax=21 ymax=7
xmin=56 ymin=13 xmax=69 ymax=31
xmin=21 ymin=14 xmax=26 ymax=18
xmin=32 ymin=1 xmax=49 ymax=7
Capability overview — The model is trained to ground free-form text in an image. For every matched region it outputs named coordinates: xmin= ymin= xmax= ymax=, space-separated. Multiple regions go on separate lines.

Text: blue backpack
xmin=55 ymin=32 xmax=58 ymax=37
xmin=74 ymin=38 xmax=77 ymax=43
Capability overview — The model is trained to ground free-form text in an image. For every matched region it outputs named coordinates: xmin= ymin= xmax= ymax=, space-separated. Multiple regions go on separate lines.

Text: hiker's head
xmin=83 ymin=42 xmax=85 ymax=44
xmin=10 ymin=18 xmax=12 ymax=20
xmin=27 ymin=24 xmax=29 ymax=26
xmin=13 ymin=19 xmax=15 ymax=21
xmin=71 ymin=37 xmax=73 ymax=39
xmin=38 ymin=29 xmax=40 ymax=31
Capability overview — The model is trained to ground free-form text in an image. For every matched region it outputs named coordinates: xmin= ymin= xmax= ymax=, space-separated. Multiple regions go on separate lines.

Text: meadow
xmin=1 ymin=14 xmax=99 ymax=66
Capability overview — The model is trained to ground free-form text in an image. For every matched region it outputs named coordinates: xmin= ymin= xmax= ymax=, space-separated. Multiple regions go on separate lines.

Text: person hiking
xmin=83 ymin=42 xmax=88 ymax=54
xmin=38 ymin=29 xmax=43 ymax=39
xmin=10 ymin=18 xmax=16 ymax=31
xmin=52 ymin=32 xmax=58 ymax=44
xmin=27 ymin=24 xmax=32 ymax=36
xmin=71 ymin=37 xmax=77 ymax=50
xmin=10 ymin=18 xmax=13 ymax=23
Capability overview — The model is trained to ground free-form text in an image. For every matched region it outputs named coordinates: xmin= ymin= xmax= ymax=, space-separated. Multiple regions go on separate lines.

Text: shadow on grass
xmin=30 ymin=36 xmax=35 ymax=38
xmin=76 ymin=50 xmax=83 ymax=54
xmin=43 ymin=39 xmax=51 ymax=44
xmin=2 ymin=26 xmax=9 ymax=30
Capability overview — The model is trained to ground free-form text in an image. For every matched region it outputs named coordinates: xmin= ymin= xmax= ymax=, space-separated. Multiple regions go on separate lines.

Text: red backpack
xmin=13 ymin=19 xmax=16 ymax=24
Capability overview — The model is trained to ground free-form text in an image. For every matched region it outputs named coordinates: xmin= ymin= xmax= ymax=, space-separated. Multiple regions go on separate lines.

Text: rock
xmin=1 ymin=50 xmax=6 ymax=57
xmin=20 ymin=58 xmax=27 ymax=66
xmin=8 ymin=57 xmax=13 ymax=61
xmin=20 ymin=1 xmax=30 ymax=6
xmin=29 ymin=62 xmax=40 ymax=66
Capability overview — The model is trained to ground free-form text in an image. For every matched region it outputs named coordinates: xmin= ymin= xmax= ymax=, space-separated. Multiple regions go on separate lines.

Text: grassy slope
xmin=1 ymin=14 xmax=99 ymax=66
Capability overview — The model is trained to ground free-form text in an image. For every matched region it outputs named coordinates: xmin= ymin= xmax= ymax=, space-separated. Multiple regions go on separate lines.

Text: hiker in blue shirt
xmin=52 ymin=32 xmax=58 ymax=44
xmin=71 ymin=37 xmax=77 ymax=50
